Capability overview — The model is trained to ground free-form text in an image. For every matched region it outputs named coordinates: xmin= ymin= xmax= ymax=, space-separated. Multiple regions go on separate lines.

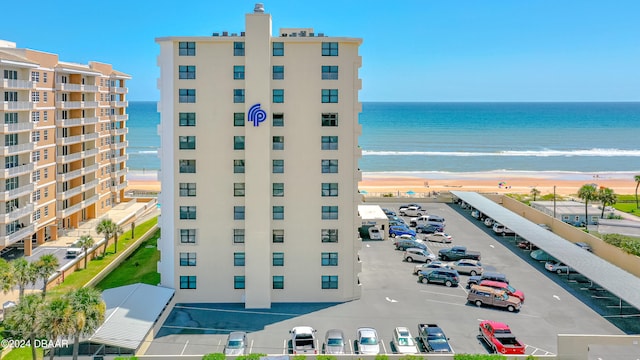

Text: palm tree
xmin=4 ymin=294 xmax=44 ymax=360
xmin=33 ymin=254 xmax=59 ymax=298
xmin=598 ymin=187 xmax=618 ymax=219
xmin=67 ymin=287 xmax=106 ymax=360
xmin=41 ymin=297 xmax=75 ymax=360
xmin=577 ymin=184 xmax=598 ymax=227
xmin=0 ymin=258 xmax=15 ymax=294
xmin=96 ymin=218 xmax=117 ymax=255
xmin=77 ymin=235 xmax=95 ymax=269
xmin=12 ymin=258 xmax=37 ymax=300
xmin=530 ymin=187 xmax=541 ymax=201
xmin=635 ymin=174 xmax=640 ymax=209
xmin=112 ymin=223 xmax=124 ymax=253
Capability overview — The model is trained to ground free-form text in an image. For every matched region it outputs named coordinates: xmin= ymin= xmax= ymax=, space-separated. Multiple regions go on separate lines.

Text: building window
xmin=322 ymin=252 xmax=339 ymax=266
xmin=32 ymin=91 xmax=40 ymax=102
xmin=32 ymin=151 xmax=41 ymax=162
xmin=321 ymin=66 xmax=339 ymax=80
xmin=233 ymin=66 xmax=245 ymax=80
xmin=32 ymin=189 xmax=41 ymax=202
xmin=31 ymin=112 xmax=40 ymax=123
xmin=4 ymin=91 xmax=18 ymax=102
xmin=234 ymin=42 xmax=245 ymax=56
xmin=44 ymin=206 xmax=48 ymax=217
xmin=32 ymin=131 xmax=41 ymax=142
xmin=234 ymin=183 xmax=245 ymax=197
xmin=179 ymin=183 xmax=196 ymax=197
xmin=234 ymin=206 xmax=245 ymax=220
xmin=180 ymin=229 xmax=196 ymax=243
xmin=322 ymin=229 xmax=338 ymax=243
xmin=273 ymin=229 xmax=284 ymax=243
xmin=234 ymin=136 xmax=245 ymax=150
xmin=178 ymin=65 xmax=196 ymax=79
xmin=179 ymin=206 xmax=196 ymax=220
xmin=322 ymin=183 xmax=338 ymax=197
xmin=179 ymin=136 xmax=196 ymax=149
xmin=322 ymin=42 xmax=339 ymax=56
xmin=322 ymin=275 xmax=338 ymax=289
xmin=233 ymin=89 xmax=245 ymax=103
xmin=179 ymin=42 xmax=196 ymax=56
xmin=4 ymin=113 xmax=18 ymax=124
xmin=43 ymin=149 xmax=48 ymax=160
xmin=273 ymin=206 xmax=284 ymax=220
xmin=322 ymin=89 xmax=338 ymax=103
xmin=179 ymin=159 xmax=196 ymax=173
xmin=272 ymin=136 xmax=284 ymax=150
xmin=233 ymin=160 xmax=245 ymax=173
xmin=273 ymin=42 xmax=284 ymax=56
xmin=272 ymin=113 xmax=284 ymax=127
xmin=234 ymin=276 xmax=245 ymax=289
xmin=321 ymin=159 xmax=338 ymax=173
xmin=272 ymin=159 xmax=284 ymax=173
xmin=31 ymin=170 xmax=40 ymax=182
xmin=321 ymin=136 xmax=338 ymax=150
xmin=233 ymin=229 xmax=245 ymax=243
xmin=43 ymin=73 xmax=47 ymax=83
xmin=179 ymin=276 xmax=196 ymax=289
xmin=43 ymin=111 xmax=47 ymax=122
xmin=273 ymin=66 xmax=284 ymax=80
xmin=179 ymin=89 xmax=196 ymax=103
xmin=43 ymin=92 xmax=48 ymax=102
xmin=273 ymin=89 xmax=284 ymax=103
xmin=31 ymin=71 xmax=40 ymax=82
xmin=273 ymin=183 xmax=284 ymax=197
xmin=273 ymin=253 xmax=284 ymax=266
xmin=43 ymin=130 xmax=48 ymax=140
xmin=273 ymin=275 xmax=284 ymax=289
xmin=234 ymin=112 xmax=245 ymax=126
xmin=234 ymin=252 xmax=245 ymax=266
xmin=322 ymin=206 xmax=339 ymax=220
xmin=179 ymin=112 xmax=196 ymax=126
xmin=180 ymin=253 xmax=197 ymax=266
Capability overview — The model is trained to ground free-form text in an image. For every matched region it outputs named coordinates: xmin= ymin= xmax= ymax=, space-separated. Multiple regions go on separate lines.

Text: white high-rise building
xmin=156 ymin=4 xmax=362 ymax=308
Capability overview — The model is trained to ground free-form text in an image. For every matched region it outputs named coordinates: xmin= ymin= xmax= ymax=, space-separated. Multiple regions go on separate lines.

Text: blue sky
xmin=3 ymin=0 xmax=639 ymax=102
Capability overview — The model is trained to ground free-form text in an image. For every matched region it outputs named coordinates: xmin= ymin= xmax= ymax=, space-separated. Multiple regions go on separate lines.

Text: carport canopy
xmin=452 ymin=191 xmax=640 ymax=312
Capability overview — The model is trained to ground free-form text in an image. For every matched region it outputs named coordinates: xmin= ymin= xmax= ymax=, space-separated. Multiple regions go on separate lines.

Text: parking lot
xmin=147 ymin=201 xmax=625 ymax=357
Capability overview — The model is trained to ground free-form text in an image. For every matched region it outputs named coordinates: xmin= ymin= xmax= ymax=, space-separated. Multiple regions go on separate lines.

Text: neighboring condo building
xmin=156 ymin=4 xmax=363 ymax=308
xmin=0 ymin=40 xmax=130 ymax=256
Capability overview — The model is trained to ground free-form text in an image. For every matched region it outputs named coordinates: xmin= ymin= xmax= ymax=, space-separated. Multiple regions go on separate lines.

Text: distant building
xmin=0 ymin=40 xmax=130 ymax=255
xmin=156 ymin=4 xmax=363 ymax=308
xmin=530 ymin=201 xmax=608 ymax=225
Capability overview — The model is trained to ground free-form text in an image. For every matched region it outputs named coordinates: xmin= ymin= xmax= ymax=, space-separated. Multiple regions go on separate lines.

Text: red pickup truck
xmin=478 ymin=320 xmax=525 ymax=355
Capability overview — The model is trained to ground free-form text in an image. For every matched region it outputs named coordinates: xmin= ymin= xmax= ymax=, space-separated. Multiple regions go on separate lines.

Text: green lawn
xmin=2 ymin=347 xmax=43 ymax=360
xmin=96 ymin=229 xmax=160 ymax=290
xmin=47 ymin=216 xmax=158 ymax=298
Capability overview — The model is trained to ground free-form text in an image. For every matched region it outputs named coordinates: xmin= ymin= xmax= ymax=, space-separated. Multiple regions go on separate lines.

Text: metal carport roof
xmin=452 ymin=191 xmax=640 ymax=312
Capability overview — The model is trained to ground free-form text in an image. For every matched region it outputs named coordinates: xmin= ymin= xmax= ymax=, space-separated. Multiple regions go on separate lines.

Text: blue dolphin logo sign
xmin=248 ymin=103 xmax=267 ymax=127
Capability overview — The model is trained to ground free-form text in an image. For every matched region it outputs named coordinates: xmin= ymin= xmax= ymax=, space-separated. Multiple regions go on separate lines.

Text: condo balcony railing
xmin=2 ymin=142 xmax=36 ymax=156
xmin=56 ymin=148 xmax=99 ymax=163
xmin=1 ymin=101 xmax=34 ymax=111
xmin=110 ymin=114 xmax=129 ymax=122
xmin=56 ymin=163 xmax=99 ymax=182
xmin=0 ymin=79 xmax=36 ymax=90
xmin=110 ymin=181 xmax=128 ymax=192
xmin=110 ymin=154 xmax=129 ymax=163
xmin=55 ymin=116 xmax=99 ymax=127
xmin=0 ymin=183 xmax=35 ymax=202
xmin=55 ymin=101 xmax=99 ymax=109
xmin=110 ymin=141 xmax=128 ymax=150
xmin=55 ymin=83 xmax=99 ymax=92
xmin=56 ymin=132 xmax=99 ymax=146
xmin=56 ymin=194 xmax=99 ymax=218
xmin=113 ymin=87 xmax=128 ymax=94
xmin=57 ymin=179 xmax=99 ymax=200
xmin=1 ymin=163 xmax=34 ymax=179
xmin=110 ymin=127 xmax=128 ymax=136
xmin=0 ymin=203 xmax=35 ymax=224
xmin=110 ymin=101 xmax=128 ymax=108
xmin=0 ymin=224 xmax=36 ymax=247
xmin=110 ymin=167 xmax=128 ymax=178
xmin=1 ymin=121 xmax=36 ymax=133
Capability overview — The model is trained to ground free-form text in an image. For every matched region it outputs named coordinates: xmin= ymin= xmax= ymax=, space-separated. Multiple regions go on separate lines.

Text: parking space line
xmin=381 ymin=339 xmax=387 ymax=354
xmin=282 ymin=339 xmax=287 ymax=355
xmin=348 ymin=338 xmax=353 ymax=354
xmin=419 ymin=289 xmax=467 ymax=298
xmin=249 ymin=339 xmax=254 ymax=353
xmin=180 ymin=340 xmax=189 ymax=355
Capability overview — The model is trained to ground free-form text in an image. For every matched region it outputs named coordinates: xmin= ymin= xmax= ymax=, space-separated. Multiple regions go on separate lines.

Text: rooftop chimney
xmin=254 ymin=3 xmax=265 ymax=13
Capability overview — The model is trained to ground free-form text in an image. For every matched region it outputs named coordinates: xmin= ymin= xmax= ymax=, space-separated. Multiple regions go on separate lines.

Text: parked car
xmin=401 ymin=206 xmax=425 ymax=217
xmin=404 ymin=248 xmax=436 ymax=263
xmin=387 ymin=215 xmax=407 ymax=225
xmin=395 ymin=239 xmax=427 ymax=251
xmin=448 ymin=259 xmax=483 ymax=276
xmin=467 ymin=272 xmax=509 ymax=288
xmin=427 ymin=232 xmax=453 ymax=243
xmin=517 ymin=240 xmax=538 ymax=250
xmin=289 ymin=326 xmax=317 ymax=355
xmin=530 ymin=249 xmax=557 ymax=262
xmin=399 ymin=204 xmax=422 ymax=212
xmin=410 ymin=215 xmax=446 ymax=228
xmin=575 ymin=242 xmax=593 ymax=252
xmin=323 ymin=329 xmax=345 ymax=354
xmin=478 ymin=321 xmax=525 ymax=354
xmin=484 ymin=218 xmax=495 ymax=227
xmin=382 ymin=208 xmax=396 ymax=216
xmin=413 ymin=261 xmax=448 ymax=275
xmin=389 ymin=219 xmax=406 ymax=227
xmin=467 ymin=285 xmax=522 ymax=312
xmin=415 ymin=224 xmax=442 ymax=234
xmin=417 ymin=323 xmax=452 ymax=353
xmin=392 ymin=327 xmax=418 ymax=354
xmin=480 ymin=280 xmax=525 ymax=302
xmin=418 ymin=268 xmax=460 ymax=287
xmin=389 ymin=225 xmax=416 ymax=238
xmin=564 ymin=219 xmax=586 ymax=227
xmin=438 ymin=246 xmax=481 ymax=261
xmin=224 ymin=332 xmax=248 ymax=356
xmin=356 ymin=327 xmax=380 ymax=355
xmin=545 ymin=261 xmax=574 ymax=274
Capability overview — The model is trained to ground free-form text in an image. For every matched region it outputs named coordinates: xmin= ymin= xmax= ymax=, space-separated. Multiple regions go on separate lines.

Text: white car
xmin=427 ymin=232 xmax=453 ymax=243
xmin=356 ymin=327 xmax=380 ymax=355
xmin=401 ymin=206 xmax=425 ymax=217
xmin=413 ymin=261 xmax=448 ymax=275
xmin=392 ymin=327 xmax=418 ymax=354
xmin=545 ymin=261 xmax=573 ymax=274
xmin=224 ymin=332 xmax=248 ymax=355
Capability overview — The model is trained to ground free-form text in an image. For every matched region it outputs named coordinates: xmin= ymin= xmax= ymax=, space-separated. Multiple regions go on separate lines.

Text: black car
xmin=415 ymin=224 xmax=442 ymax=234
xmin=395 ymin=239 xmax=427 ymax=251
xmin=418 ymin=269 xmax=460 ymax=287
xmin=421 ymin=325 xmax=452 ymax=353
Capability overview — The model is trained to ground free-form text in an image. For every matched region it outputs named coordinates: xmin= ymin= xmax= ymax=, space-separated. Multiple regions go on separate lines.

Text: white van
xmin=368 ymin=227 xmax=383 ymax=241
xmin=492 ymin=223 xmax=505 ymax=234
xmin=66 ymin=247 xmax=82 ymax=258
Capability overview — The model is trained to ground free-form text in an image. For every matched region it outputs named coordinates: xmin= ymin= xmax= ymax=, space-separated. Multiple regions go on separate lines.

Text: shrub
xmin=292 ymin=355 xmax=307 ymax=360
xmin=316 ymin=356 xmax=337 ymax=360
xmin=399 ymin=355 xmax=424 ymax=360
xmin=453 ymin=355 xmax=506 ymax=360
xmin=114 ymin=357 xmax=138 ymax=360
xmin=236 ymin=354 xmax=267 ymax=360
xmin=202 ymin=354 xmax=226 ymax=360
xmin=382 ymin=193 xmax=394 ymax=197
xmin=375 ymin=355 xmax=389 ymax=360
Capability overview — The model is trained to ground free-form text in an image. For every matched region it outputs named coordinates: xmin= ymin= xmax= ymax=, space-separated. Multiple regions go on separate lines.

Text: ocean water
xmin=126 ymin=101 xmax=640 ymax=176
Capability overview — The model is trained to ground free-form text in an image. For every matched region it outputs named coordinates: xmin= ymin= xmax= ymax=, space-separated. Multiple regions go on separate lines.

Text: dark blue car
xmin=389 ymin=225 xmax=416 ymax=238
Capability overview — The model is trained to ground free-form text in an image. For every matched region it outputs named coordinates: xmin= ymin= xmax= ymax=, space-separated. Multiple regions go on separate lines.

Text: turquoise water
xmin=126 ymin=101 xmax=640 ymax=173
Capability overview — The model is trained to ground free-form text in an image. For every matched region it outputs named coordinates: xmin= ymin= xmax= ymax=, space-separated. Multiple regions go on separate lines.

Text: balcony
xmin=110 ymin=141 xmax=128 ymax=150
xmin=56 ymin=148 xmax=99 ymax=163
xmin=110 ymin=127 xmax=128 ymax=136
xmin=57 ymin=179 xmax=99 ymax=200
xmin=56 ymin=117 xmax=99 ymax=127
xmin=2 ymin=142 xmax=35 ymax=156
xmin=1 ymin=163 xmax=34 ymax=179
xmin=111 ymin=181 xmax=128 ymax=192
xmin=0 ymin=224 xmax=35 ymax=247
xmin=1 ymin=101 xmax=33 ymax=111
xmin=0 ymin=183 xmax=35 ymax=202
xmin=1 ymin=122 xmax=35 ymax=133
xmin=110 ymin=167 xmax=128 ymax=178
xmin=110 ymin=154 xmax=129 ymax=163
xmin=110 ymin=101 xmax=128 ymax=108
xmin=57 ymin=194 xmax=99 ymax=218
xmin=55 ymin=83 xmax=99 ymax=92
xmin=113 ymin=87 xmax=128 ymax=94
xmin=56 ymin=163 xmax=99 ymax=182
xmin=111 ymin=114 xmax=129 ymax=122
xmin=0 ymin=79 xmax=35 ymax=90
xmin=55 ymin=101 xmax=99 ymax=109
xmin=56 ymin=132 xmax=99 ymax=146
xmin=0 ymin=203 xmax=34 ymax=225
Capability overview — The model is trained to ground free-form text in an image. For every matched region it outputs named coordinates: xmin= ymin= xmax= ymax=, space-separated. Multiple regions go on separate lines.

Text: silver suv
xmin=403 ymin=248 xmax=436 ymax=263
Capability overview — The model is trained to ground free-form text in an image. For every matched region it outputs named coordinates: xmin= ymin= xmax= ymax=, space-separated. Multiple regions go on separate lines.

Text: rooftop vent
xmin=254 ymin=3 xmax=265 ymax=13
xmin=231 ymin=33 xmax=238 ymax=36
xmin=212 ymin=32 xmax=219 ymax=36
xmin=300 ymin=31 xmax=307 ymax=37
xmin=318 ymin=33 xmax=325 ymax=37
xmin=241 ymin=32 xmax=246 ymax=36
xmin=222 ymin=31 xmax=228 ymax=36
